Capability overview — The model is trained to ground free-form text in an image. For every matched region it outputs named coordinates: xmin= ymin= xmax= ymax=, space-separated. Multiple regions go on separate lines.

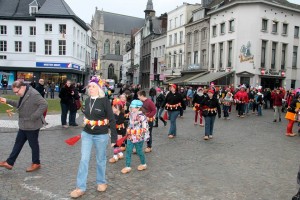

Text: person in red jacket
xmin=272 ymin=88 xmax=284 ymax=122
xmin=234 ymin=85 xmax=249 ymax=118
xmin=138 ymin=90 xmax=156 ymax=153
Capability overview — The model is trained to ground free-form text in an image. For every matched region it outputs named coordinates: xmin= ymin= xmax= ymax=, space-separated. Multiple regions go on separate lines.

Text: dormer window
xmin=29 ymin=0 xmax=39 ymax=16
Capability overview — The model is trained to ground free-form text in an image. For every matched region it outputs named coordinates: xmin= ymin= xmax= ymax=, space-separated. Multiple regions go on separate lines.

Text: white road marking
xmin=0 ymin=114 xmax=79 ymax=129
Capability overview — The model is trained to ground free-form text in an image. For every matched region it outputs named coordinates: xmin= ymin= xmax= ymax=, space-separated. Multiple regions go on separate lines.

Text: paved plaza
xmin=0 ymin=107 xmax=300 ymax=200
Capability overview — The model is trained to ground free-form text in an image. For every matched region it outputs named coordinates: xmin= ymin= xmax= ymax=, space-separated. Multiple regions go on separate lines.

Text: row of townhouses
xmin=123 ymin=0 xmax=300 ymax=89
xmin=1 ymin=0 xmax=300 ymax=90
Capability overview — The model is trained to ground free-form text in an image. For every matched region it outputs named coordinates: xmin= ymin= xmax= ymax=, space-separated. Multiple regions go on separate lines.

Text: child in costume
xmin=121 ymin=100 xmax=150 ymax=174
xmin=192 ymin=87 xmax=205 ymax=126
xmin=222 ymin=92 xmax=233 ymax=120
xmin=109 ymin=98 xmax=126 ymax=163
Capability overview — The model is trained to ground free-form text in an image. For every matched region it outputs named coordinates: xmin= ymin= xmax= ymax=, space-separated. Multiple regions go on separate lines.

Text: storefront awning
xmin=187 ymin=71 xmax=234 ymax=85
xmin=165 ymin=71 xmax=208 ymax=85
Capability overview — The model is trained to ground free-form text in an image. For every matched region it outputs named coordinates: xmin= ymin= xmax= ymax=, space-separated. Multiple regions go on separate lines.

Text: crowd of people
xmin=1 ymin=77 xmax=300 ymax=198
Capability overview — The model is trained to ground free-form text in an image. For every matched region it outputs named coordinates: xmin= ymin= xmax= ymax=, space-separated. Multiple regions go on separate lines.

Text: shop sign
xmin=36 ymin=62 xmax=81 ymax=70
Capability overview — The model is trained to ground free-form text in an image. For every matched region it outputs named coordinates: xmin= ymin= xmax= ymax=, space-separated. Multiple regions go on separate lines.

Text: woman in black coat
xmin=201 ymin=89 xmax=221 ymax=140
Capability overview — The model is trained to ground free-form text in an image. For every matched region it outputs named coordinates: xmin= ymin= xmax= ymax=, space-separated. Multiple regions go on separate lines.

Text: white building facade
xmin=0 ymin=0 xmax=89 ymax=87
xmin=122 ymin=50 xmax=132 ymax=84
xmin=133 ymin=28 xmax=142 ymax=85
xmin=208 ymin=1 xmax=300 ymax=89
xmin=151 ymin=35 xmax=166 ymax=86
xmin=164 ymin=3 xmax=201 ymax=80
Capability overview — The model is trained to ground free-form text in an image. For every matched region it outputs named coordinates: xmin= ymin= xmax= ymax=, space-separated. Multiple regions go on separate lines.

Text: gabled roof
xmin=208 ymin=0 xmax=300 ymax=12
xmin=99 ymin=11 xmax=144 ymax=35
xmin=37 ymin=0 xmax=75 ymax=16
xmin=0 ymin=0 xmax=46 ymax=18
xmin=36 ymin=0 xmax=88 ymax=30
xmin=0 ymin=0 xmax=88 ymax=30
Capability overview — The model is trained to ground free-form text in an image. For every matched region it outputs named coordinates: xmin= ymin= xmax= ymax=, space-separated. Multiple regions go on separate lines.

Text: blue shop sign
xmin=36 ymin=62 xmax=81 ymax=70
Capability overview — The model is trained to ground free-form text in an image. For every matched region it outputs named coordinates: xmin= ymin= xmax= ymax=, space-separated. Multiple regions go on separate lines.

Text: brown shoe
xmin=121 ymin=167 xmax=131 ymax=174
xmin=203 ymin=136 xmax=209 ymax=140
xmin=70 ymin=188 xmax=85 ymax=198
xmin=97 ymin=184 xmax=107 ymax=192
xmin=26 ymin=164 xmax=41 ymax=172
xmin=144 ymin=147 xmax=152 ymax=153
xmin=0 ymin=161 xmax=13 ymax=170
xmin=137 ymin=164 xmax=147 ymax=171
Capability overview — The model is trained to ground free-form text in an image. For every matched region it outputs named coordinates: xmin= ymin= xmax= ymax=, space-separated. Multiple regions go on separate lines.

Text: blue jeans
xmin=204 ymin=116 xmax=216 ymax=136
xmin=223 ymin=105 xmax=230 ymax=118
xmin=69 ymin=110 xmax=77 ymax=125
xmin=7 ymin=129 xmax=40 ymax=166
xmin=125 ymin=140 xmax=145 ymax=167
xmin=168 ymin=110 xmax=180 ymax=136
xmin=76 ymin=131 xmax=109 ymax=192
xmin=61 ymin=103 xmax=69 ymax=125
xmin=257 ymin=105 xmax=262 ymax=116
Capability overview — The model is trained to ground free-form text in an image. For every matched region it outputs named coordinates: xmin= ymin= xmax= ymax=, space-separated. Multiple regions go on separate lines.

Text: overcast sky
xmin=64 ymin=0 xmax=300 ymax=23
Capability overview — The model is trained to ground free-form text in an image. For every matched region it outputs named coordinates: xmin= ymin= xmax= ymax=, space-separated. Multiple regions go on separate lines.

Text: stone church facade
xmin=91 ymin=8 xmax=144 ymax=82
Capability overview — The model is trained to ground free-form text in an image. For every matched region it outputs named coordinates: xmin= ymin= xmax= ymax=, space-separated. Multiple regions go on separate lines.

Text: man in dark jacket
xmin=0 ymin=80 xmax=48 ymax=172
xmin=35 ymin=79 xmax=45 ymax=98
xmin=149 ymin=86 xmax=156 ymax=102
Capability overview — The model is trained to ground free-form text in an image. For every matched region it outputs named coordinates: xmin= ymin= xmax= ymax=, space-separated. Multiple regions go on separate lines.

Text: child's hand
xmin=111 ymin=143 xmax=115 ymax=147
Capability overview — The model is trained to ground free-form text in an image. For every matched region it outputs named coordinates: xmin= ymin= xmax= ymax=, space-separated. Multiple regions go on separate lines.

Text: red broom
xmin=116 ymin=135 xmax=128 ymax=147
xmin=163 ymin=111 xmax=168 ymax=121
xmin=65 ymin=135 xmax=81 ymax=146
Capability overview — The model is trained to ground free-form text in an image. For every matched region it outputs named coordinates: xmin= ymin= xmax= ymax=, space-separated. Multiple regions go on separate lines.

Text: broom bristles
xmin=116 ymin=135 xmax=128 ymax=146
xmin=65 ymin=135 xmax=81 ymax=146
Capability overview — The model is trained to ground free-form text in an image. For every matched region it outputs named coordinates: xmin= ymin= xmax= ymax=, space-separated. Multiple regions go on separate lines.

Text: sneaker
xmin=144 ymin=147 xmax=152 ymax=153
xmin=203 ymin=136 xmax=209 ymax=140
xmin=273 ymin=120 xmax=277 ymax=122
xmin=199 ymin=124 xmax=204 ymax=127
xmin=70 ymin=188 xmax=85 ymax=198
xmin=137 ymin=164 xmax=147 ymax=171
xmin=226 ymin=118 xmax=231 ymax=120
xmin=62 ymin=125 xmax=69 ymax=128
xmin=109 ymin=155 xmax=118 ymax=163
xmin=97 ymin=184 xmax=107 ymax=192
xmin=194 ymin=122 xmax=197 ymax=125
xmin=121 ymin=167 xmax=132 ymax=174
xmin=209 ymin=135 xmax=213 ymax=139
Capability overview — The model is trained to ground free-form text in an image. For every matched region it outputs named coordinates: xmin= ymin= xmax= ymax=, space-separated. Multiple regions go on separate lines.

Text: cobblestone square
xmin=0 ymin=108 xmax=299 ymax=199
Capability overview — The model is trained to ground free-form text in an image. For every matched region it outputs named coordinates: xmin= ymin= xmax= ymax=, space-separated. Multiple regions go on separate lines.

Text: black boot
xmin=153 ymin=117 xmax=158 ymax=127
xmin=160 ymin=117 xmax=167 ymax=126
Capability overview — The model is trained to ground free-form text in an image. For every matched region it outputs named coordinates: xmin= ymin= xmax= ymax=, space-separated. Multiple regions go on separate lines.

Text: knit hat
xmin=169 ymin=84 xmax=177 ymax=90
xmin=197 ymin=87 xmax=203 ymax=92
xmin=88 ymin=76 xmax=105 ymax=97
xmin=130 ymin=100 xmax=143 ymax=108
xmin=112 ymin=98 xmax=125 ymax=107
xmin=208 ymin=89 xmax=214 ymax=94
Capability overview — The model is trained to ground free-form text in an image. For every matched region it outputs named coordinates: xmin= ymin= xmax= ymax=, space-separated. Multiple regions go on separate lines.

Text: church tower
xmin=144 ymin=0 xmax=155 ymax=18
